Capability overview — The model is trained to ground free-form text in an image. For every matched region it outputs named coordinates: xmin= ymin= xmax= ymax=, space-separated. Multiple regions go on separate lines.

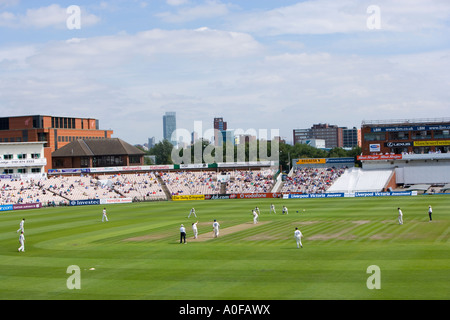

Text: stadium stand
xmin=224 ymin=169 xmax=276 ymax=194
xmin=160 ymin=171 xmax=220 ymax=195
xmin=42 ymin=175 xmax=120 ymax=201
xmin=403 ymin=184 xmax=431 ymax=193
xmin=281 ymin=167 xmax=345 ymax=194
xmin=98 ymin=172 xmax=166 ymax=201
xmin=1 ymin=178 xmax=67 ymax=206
xmin=0 ymin=168 xmax=281 ymax=205
xmin=3 ymin=165 xmax=413 ymax=205
xmin=326 ymin=167 xmax=393 ymax=193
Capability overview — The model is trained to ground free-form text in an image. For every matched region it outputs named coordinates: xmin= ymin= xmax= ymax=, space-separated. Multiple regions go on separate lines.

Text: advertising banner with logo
xmin=384 ymin=142 xmax=413 ymax=147
xmin=205 ymin=194 xmax=237 ymax=200
xmin=0 ymin=204 xmax=13 ymax=212
xmin=369 ymin=144 xmax=381 ymax=152
xmin=172 ymin=195 xmax=205 ymax=201
xmin=100 ymin=198 xmax=133 ymax=204
xmin=69 ymin=199 xmax=101 ymax=206
xmin=288 ymin=193 xmax=345 ymax=199
xmin=296 ymin=158 xmax=326 ymax=165
xmin=13 ymin=203 xmax=42 ymax=210
xmin=1 ymin=203 xmax=42 ymax=212
xmin=357 ymin=154 xmax=403 ymax=160
xmin=371 ymin=124 xmax=450 ymax=132
xmin=354 ymin=191 xmax=417 ymax=197
xmin=236 ymin=193 xmax=282 ymax=199
xmin=413 ymin=140 xmax=450 ymax=147
xmin=203 ymin=193 xmax=282 ymax=200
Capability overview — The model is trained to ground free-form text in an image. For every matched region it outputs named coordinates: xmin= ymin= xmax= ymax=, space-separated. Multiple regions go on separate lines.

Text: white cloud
xmin=0 ymin=0 xmax=18 ymax=8
xmin=0 ymin=45 xmax=36 ymax=68
xmin=157 ymin=0 xmax=230 ymax=23
xmin=1 ymin=26 xmax=449 ymax=142
xmin=0 ymin=4 xmax=100 ymax=29
xmin=19 ymin=27 xmax=261 ymax=72
xmin=231 ymin=0 xmax=450 ymax=35
xmin=1 ymin=1 xmax=449 ymax=144
xmin=166 ymin=0 xmax=190 ymax=6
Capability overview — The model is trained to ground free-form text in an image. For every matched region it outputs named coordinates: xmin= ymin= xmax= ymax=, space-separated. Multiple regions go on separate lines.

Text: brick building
xmin=361 ymin=118 xmax=450 ymax=155
xmin=51 ymin=138 xmax=145 ymax=169
xmin=0 ymin=115 xmax=113 ymax=170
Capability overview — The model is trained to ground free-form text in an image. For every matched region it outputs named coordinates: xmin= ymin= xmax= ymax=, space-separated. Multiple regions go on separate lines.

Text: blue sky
xmin=1 ymin=0 xmax=450 ymax=144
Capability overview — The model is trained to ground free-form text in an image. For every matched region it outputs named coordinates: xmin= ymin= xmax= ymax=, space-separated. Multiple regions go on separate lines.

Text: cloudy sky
xmin=1 ymin=0 xmax=449 ymax=145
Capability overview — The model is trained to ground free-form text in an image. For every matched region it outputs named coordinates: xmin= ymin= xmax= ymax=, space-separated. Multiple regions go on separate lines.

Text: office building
xmin=0 ymin=141 xmax=47 ymax=177
xmin=342 ymin=127 xmax=361 ymax=148
xmin=0 ymin=115 xmax=113 ymax=152
xmin=0 ymin=115 xmax=113 ymax=171
xmin=213 ymin=117 xmax=228 ymax=146
xmin=163 ymin=112 xmax=177 ymax=146
xmin=361 ymin=118 xmax=450 ymax=155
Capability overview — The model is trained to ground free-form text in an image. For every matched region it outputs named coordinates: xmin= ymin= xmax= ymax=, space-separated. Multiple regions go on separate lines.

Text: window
xmin=3 ymin=154 xmax=13 ymax=160
xmin=92 ymin=156 xmax=123 ymax=167
xmin=433 ymin=130 xmax=450 ymax=139
xmin=17 ymin=154 xmax=27 ymax=159
xmin=364 ymin=132 xmax=386 ymax=141
xmin=53 ymin=159 xmax=64 ymax=168
xmin=413 ymin=146 xmax=431 ymax=154
xmin=31 ymin=153 xmax=41 ymax=159
xmin=81 ymin=157 xmax=90 ymax=167
xmin=411 ymin=130 xmax=431 ymax=140
xmin=129 ymin=156 xmax=141 ymax=164
xmin=0 ymin=117 xmax=9 ymax=130
xmin=388 ymin=131 xmax=409 ymax=140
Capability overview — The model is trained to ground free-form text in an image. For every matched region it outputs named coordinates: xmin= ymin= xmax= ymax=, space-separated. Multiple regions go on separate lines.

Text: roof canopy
xmin=52 ymin=138 xmax=145 ymax=157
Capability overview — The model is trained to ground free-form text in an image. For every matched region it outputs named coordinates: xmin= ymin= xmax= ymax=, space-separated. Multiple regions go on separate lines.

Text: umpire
xmin=180 ymin=224 xmax=186 ymax=244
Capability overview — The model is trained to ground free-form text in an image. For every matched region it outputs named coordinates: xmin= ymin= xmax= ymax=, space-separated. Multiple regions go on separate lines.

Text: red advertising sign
xmin=205 ymin=193 xmax=282 ymax=200
xmin=357 ymin=154 xmax=403 ymax=161
xmin=13 ymin=203 xmax=42 ymax=210
xmin=237 ymin=193 xmax=282 ymax=199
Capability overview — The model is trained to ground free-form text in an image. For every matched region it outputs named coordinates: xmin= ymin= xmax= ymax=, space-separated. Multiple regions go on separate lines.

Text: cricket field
xmin=0 ymin=195 xmax=449 ymax=300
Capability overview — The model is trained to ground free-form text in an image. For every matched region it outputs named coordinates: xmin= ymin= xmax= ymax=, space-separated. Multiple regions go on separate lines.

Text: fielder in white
xmin=294 ymin=227 xmax=303 ymax=249
xmin=17 ymin=218 xmax=25 ymax=233
xmin=213 ymin=219 xmax=220 ymax=238
xmin=397 ymin=207 xmax=403 ymax=225
xmin=192 ymin=221 xmax=199 ymax=239
xmin=270 ymin=204 xmax=276 ymax=214
xmin=188 ymin=207 xmax=197 ymax=218
xmin=102 ymin=208 xmax=109 ymax=222
xmin=252 ymin=210 xmax=258 ymax=224
xmin=282 ymin=206 xmax=288 ymax=215
xmin=18 ymin=231 xmax=25 ymax=252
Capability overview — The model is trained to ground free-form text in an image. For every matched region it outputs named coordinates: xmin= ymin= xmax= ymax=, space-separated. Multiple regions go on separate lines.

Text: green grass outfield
xmin=0 ymin=195 xmax=448 ymax=300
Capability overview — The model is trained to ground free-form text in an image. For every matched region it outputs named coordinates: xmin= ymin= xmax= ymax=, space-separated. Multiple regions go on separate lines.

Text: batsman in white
xmin=213 ymin=219 xmax=220 ymax=238
xmin=188 ymin=207 xmax=197 ymax=218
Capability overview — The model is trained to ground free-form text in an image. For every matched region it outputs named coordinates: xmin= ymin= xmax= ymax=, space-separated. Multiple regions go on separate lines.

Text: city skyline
xmin=1 ymin=1 xmax=449 ymax=145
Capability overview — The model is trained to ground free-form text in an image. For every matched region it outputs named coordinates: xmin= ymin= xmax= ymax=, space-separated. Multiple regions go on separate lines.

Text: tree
xmin=148 ymin=139 xmax=174 ymax=165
